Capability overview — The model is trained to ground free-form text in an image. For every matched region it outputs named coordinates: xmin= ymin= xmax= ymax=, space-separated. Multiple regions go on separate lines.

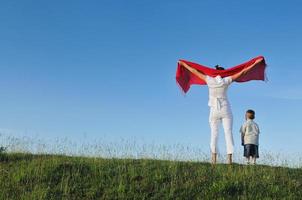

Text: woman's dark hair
xmin=246 ymin=109 xmax=255 ymax=119
xmin=215 ymin=65 xmax=225 ymax=70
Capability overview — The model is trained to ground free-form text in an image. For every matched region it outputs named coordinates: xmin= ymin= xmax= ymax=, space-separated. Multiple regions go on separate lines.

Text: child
xmin=240 ymin=109 xmax=260 ymax=164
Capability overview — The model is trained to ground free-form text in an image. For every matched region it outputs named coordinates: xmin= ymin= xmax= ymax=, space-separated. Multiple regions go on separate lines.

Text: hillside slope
xmin=0 ymin=153 xmax=301 ymax=199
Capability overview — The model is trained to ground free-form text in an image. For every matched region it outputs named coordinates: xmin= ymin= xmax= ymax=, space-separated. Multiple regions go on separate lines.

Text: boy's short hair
xmin=246 ymin=109 xmax=255 ymax=119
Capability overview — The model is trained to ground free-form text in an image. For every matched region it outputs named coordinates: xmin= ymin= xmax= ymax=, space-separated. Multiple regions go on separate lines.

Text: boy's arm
xmin=240 ymin=125 xmax=245 ymax=146
xmin=239 ymin=125 xmax=243 ymax=145
xmin=256 ymin=123 xmax=260 ymax=134
xmin=240 ymin=124 xmax=245 ymax=135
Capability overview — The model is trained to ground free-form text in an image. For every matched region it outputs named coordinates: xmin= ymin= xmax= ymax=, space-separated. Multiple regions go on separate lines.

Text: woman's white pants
xmin=209 ymin=107 xmax=234 ymax=154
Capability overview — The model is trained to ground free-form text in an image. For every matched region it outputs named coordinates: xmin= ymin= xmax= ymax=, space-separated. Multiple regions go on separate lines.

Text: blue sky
xmin=0 ymin=1 xmax=302 ymax=157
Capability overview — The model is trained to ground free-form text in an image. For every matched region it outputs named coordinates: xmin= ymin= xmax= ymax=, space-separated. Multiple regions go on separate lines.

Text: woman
xmin=178 ymin=57 xmax=263 ymax=164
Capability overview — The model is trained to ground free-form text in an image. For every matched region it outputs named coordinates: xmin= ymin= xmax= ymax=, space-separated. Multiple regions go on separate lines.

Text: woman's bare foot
xmin=211 ymin=153 xmax=217 ymax=165
xmin=227 ymin=154 xmax=232 ymax=164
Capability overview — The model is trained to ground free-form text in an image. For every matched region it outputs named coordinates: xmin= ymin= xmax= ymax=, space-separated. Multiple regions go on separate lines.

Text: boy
xmin=240 ymin=109 xmax=260 ymax=164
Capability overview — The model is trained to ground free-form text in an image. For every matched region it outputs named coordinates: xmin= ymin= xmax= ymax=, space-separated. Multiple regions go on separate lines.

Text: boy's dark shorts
xmin=244 ymin=144 xmax=259 ymax=158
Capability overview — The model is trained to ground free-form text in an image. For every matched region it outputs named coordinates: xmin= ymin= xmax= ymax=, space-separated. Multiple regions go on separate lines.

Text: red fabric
xmin=176 ymin=56 xmax=267 ymax=93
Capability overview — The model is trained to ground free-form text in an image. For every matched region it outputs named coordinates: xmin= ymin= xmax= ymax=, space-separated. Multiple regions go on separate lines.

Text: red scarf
xmin=176 ymin=56 xmax=267 ymax=93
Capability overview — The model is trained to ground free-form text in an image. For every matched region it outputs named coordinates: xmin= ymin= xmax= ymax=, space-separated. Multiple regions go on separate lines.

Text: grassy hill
xmin=0 ymin=152 xmax=301 ymax=199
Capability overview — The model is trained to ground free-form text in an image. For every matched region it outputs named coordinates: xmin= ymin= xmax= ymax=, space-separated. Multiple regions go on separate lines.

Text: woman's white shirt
xmin=205 ymin=75 xmax=232 ymax=110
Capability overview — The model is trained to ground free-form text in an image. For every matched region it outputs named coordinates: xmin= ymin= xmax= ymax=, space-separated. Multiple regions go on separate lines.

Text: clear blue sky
xmin=0 ymin=1 xmax=302 ymax=156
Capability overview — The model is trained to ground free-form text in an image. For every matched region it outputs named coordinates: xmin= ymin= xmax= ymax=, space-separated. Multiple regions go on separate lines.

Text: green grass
xmin=0 ymin=153 xmax=301 ymax=199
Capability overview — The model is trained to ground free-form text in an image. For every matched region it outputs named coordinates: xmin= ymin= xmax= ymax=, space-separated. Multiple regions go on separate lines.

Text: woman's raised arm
xmin=178 ymin=61 xmax=206 ymax=81
xmin=231 ymin=58 xmax=263 ymax=82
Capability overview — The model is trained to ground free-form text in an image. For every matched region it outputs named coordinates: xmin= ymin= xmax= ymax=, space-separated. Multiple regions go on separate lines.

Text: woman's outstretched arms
xmin=230 ymin=58 xmax=264 ymax=82
xmin=178 ymin=61 xmax=206 ymax=81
